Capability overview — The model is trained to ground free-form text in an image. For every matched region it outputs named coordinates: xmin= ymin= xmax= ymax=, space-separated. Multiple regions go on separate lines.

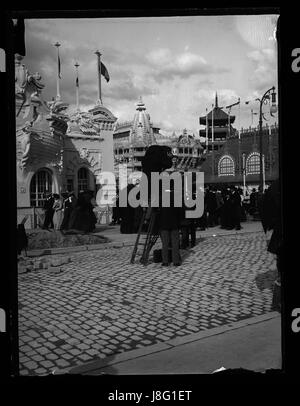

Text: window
xmin=67 ymin=178 xmax=74 ymax=192
xmin=78 ymin=167 xmax=89 ymax=191
xmin=218 ymin=155 xmax=235 ymax=176
xmin=30 ymin=169 xmax=52 ymax=207
xmin=246 ymin=153 xmax=261 ymax=175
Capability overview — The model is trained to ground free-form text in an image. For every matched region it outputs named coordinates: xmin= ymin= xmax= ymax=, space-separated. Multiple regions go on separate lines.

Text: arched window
xmin=246 ymin=153 xmax=261 ymax=175
xmin=30 ymin=169 xmax=52 ymax=207
xmin=78 ymin=167 xmax=89 ymax=191
xmin=218 ymin=155 xmax=235 ymax=176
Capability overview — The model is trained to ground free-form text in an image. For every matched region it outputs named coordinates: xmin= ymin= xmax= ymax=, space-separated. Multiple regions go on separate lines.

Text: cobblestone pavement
xmin=18 ymin=230 xmax=277 ymax=376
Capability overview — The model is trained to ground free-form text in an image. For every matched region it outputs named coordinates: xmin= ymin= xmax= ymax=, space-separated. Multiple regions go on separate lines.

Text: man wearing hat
xmin=42 ymin=191 xmax=54 ymax=230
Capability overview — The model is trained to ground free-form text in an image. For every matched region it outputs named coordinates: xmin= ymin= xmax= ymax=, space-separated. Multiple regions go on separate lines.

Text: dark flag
xmin=100 ymin=61 xmax=110 ymax=82
xmin=76 ymin=75 xmax=79 ymax=87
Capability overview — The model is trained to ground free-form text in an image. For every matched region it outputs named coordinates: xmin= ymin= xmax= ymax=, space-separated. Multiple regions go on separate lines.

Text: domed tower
xmin=114 ymin=97 xmax=160 ymax=184
xmin=130 ymin=97 xmax=157 ymax=147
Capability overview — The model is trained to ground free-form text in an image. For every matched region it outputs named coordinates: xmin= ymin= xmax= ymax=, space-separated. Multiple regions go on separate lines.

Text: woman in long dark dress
xmin=119 ymin=184 xmax=136 ymax=234
xmin=61 ymin=192 xmax=76 ymax=231
xmin=68 ymin=191 xmax=97 ymax=233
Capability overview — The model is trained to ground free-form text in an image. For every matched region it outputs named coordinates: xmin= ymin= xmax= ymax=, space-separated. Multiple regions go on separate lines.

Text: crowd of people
xmin=110 ymin=170 xmax=268 ymax=267
xmin=42 ymin=190 xmax=97 ymax=233
xmin=111 ymin=183 xmax=264 ymax=235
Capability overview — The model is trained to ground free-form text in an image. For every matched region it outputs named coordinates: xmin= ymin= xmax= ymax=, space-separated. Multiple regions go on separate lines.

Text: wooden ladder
xmin=130 ymin=207 xmax=159 ymax=265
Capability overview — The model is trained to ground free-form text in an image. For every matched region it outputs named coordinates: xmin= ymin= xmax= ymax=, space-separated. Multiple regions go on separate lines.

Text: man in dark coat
xmin=260 ymin=179 xmax=282 ymax=311
xmin=42 ymin=192 xmax=54 ymax=229
xmin=230 ymin=186 xmax=242 ymax=230
xmin=249 ymin=188 xmax=258 ymax=215
xmin=119 ymin=183 xmax=136 ymax=234
xmin=206 ymin=187 xmax=218 ymax=227
xmin=142 ymin=145 xmax=181 ymax=265
xmin=220 ymin=188 xmax=232 ymax=229
xmin=157 ymin=170 xmax=182 ymax=265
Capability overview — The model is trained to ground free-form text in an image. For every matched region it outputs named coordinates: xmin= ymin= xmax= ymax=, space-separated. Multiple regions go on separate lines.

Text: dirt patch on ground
xmin=27 ymin=229 xmax=110 ymax=250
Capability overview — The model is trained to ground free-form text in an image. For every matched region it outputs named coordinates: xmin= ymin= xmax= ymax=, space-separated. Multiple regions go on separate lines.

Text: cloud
xmin=247 ymin=48 xmax=277 ymax=93
xmin=146 ymin=48 xmax=228 ymax=82
xmin=106 ymin=79 xmax=158 ymax=102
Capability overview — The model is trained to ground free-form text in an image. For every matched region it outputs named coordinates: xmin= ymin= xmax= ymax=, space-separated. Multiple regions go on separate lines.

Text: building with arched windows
xmin=199 ymin=120 xmax=279 ymax=189
xmin=16 ymin=55 xmax=117 ymax=228
xmin=198 ymin=93 xmax=279 ymax=189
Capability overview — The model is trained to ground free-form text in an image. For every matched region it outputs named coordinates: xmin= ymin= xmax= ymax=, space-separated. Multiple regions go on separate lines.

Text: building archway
xmin=30 ymin=168 xmax=53 ymax=207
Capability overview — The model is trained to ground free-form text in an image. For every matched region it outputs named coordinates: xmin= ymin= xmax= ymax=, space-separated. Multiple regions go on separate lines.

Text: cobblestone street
xmin=18 ymin=228 xmax=277 ymax=376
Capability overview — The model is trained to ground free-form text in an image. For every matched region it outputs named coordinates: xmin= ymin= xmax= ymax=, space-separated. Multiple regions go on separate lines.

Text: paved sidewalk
xmin=19 ymin=223 xmax=276 ymax=376
xmin=67 ymin=312 xmax=281 ymax=375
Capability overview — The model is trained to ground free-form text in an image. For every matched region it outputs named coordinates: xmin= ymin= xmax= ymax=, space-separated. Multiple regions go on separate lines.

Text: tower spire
xmin=215 ymin=92 xmax=218 ymax=108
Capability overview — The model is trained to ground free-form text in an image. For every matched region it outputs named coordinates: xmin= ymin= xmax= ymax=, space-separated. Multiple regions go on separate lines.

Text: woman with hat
xmin=52 ymin=193 xmax=64 ymax=230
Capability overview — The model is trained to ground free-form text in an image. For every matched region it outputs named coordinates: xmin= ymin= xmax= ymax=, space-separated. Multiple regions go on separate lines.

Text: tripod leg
xmin=130 ymin=209 xmax=147 ymax=264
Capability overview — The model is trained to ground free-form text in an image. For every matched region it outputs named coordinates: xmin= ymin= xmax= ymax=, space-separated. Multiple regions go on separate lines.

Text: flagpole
xmin=262 ymin=154 xmax=266 ymax=191
xmin=242 ymin=153 xmax=246 ymax=197
xmin=54 ymin=42 xmax=61 ymax=101
xmin=212 ymin=103 xmax=215 ymax=177
xmin=228 ymin=108 xmax=231 ymax=139
xmin=75 ymin=61 xmax=80 ymax=111
xmin=95 ymin=50 xmax=102 ymax=105
xmin=212 ymin=103 xmax=214 ymax=144
xmin=237 ymin=99 xmax=241 ymax=182
xmin=238 ymin=98 xmax=241 ymax=140
xmin=205 ymin=107 xmax=208 ymax=151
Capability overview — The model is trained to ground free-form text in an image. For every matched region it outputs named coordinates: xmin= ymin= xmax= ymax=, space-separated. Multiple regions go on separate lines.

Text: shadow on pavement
xmin=255 ymin=268 xmax=277 ymax=291
xmin=68 ymin=353 xmax=118 ymax=376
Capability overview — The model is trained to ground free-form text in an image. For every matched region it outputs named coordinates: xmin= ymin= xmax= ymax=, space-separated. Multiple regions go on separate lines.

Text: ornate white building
xmin=15 ymin=55 xmax=117 ymax=228
xmin=113 ymin=98 xmax=205 ymax=184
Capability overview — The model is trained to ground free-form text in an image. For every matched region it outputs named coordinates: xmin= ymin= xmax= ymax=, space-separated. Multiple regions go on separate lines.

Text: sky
xmin=20 ymin=14 xmax=279 ymax=137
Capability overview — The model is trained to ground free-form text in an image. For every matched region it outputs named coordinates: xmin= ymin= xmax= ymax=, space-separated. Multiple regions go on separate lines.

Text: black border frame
xmin=2 ymin=4 xmax=299 ymax=395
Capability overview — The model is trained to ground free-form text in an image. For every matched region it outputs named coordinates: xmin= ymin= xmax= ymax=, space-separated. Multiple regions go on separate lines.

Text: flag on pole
xmin=76 ymin=75 xmax=79 ymax=87
xmin=100 ymin=61 xmax=110 ymax=82
xmin=225 ymin=98 xmax=240 ymax=109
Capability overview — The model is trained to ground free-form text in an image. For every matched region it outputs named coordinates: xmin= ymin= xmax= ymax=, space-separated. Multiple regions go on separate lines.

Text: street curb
xmin=57 ymin=312 xmax=280 ymax=375
xmin=27 ymin=241 xmax=123 ymax=257
xmin=26 ymin=229 xmax=262 ymax=257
